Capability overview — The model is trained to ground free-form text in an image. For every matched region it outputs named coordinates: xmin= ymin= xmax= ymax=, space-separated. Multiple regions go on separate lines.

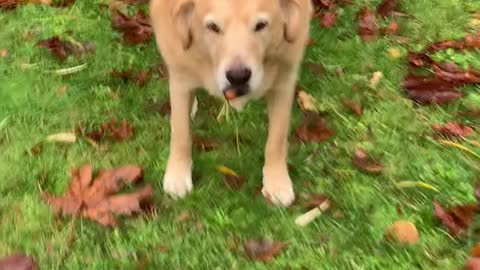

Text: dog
xmin=149 ymin=0 xmax=312 ymax=206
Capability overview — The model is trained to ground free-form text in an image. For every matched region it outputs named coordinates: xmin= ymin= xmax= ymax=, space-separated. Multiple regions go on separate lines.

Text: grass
xmin=1 ymin=0 xmax=480 ymax=269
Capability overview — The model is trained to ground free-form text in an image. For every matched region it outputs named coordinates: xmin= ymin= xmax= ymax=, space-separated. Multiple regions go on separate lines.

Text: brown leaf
xmin=0 ymin=0 xmax=20 ymax=10
xmin=217 ymin=166 xmax=245 ymax=191
xmin=321 ymin=11 xmax=337 ymax=28
xmin=433 ymin=62 xmax=480 ymax=84
xmin=193 ymin=135 xmax=219 ymax=152
xmin=432 ymin=122 xmax=473 ymax=139
xmin=384 ymin=220 xmax=419 ymax=245
xmin=467 ymin=258 xmax=480 ymax=270
xmin=0 ymin=49 xmax=8 ymax=57
xmin=376 ymin=0 xmax=399 ymax=17
xmin=342 ymin=99 xmax=362 ymax=116
xmin=408 ymin=52 xmax=433 ymax=68
xmin=81 ymin=118 xmax=134 ymax=142
xmin=111 ymin=69 xmax=151 ymax=86
xmin=296 ymin=112 xmax=335 ymax=143
xmin=0 ymin=254 xmax=38 ymax=270
xmin=36 ymin=36 xmax=94 ymax=61
xmin=433 ymin=200 xmax=478 ymax=237
xmin=111 ymin=10 xmax=153 ymax=45
xmin=382 ymin=21 xmax=399 ymax=35
xmin=243 ymin=239 xmax=287 ymax=262
xmin=472 ymin=243 xmax=480 ymax=257
xmin=303 ymin=193 xmax=332 ymax=210
xmin=403 ymin=74 xmax=464 ymax=105
xmin=358 ymin=7 xmax=378 ymax=42
xmin=352 ymin=148 xmax=384 ymax=174
xmin=43 ymin=165 xmax=151 ymax=226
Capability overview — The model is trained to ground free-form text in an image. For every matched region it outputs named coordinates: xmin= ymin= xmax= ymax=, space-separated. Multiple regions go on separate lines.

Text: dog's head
xmin=172 ymin=0 xmax=311 ymax=99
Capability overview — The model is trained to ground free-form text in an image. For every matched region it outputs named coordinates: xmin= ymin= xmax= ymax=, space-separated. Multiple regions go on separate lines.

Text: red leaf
xmin=0 ymin=0 xmax=19 ymax=10
xmin=295 ymin=112 xmax=335 ymax=143
xmin=36 ymin=36 xmax=69 ymax=61
xmin=433 ymin=200 xmax=478 ymax=237
xmin=321 ymin=11 xmax=337 ymax=28
xmin=376 ymin=0 xmax=399 ymax=17
xmin=111 ymin=10 xmax=153 ymax=45
xmin=433 ymin=63 xmax=480 ymax=84
xmin=408 ymin=52 xmax=433 ymax=68
xmin=358 ymin=7 xmax=378 ymax=42
xmin=243 ymin=239 xmax=287 ymax=262
xmin=432 ymin=122 xmax=473 ymax=139
xmin=352 ymin=148 xmax=384 ymax=174
xmin=0 ymin=254 xmax=38 ymax=270
xmin=80 ymin=118 xmax=134 ymax=142
xmin=403 ymin=74 xmax=463 ymax=105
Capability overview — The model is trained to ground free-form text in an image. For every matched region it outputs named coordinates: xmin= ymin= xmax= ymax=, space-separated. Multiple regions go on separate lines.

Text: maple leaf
xmin=403 ymin=74 xmax=463 ymax=105
xmin=0 ymin=0 xmax=19 ymax=10
xmin=43 ymin=164 xmax=153 ymax=226
xmin=111 ymin=10 xmax=153 ymax=45
xmin=376 ymin=0 xmax=399 ymax=17
xmin=111 ymin=69 xmax=151 ymax=86
xmin=358 ymin=7 xmax=378 ymax=42
xmin=352 ymin=148 xmax=384 ymax=174
xmin=342 ymin=98 xmax=362 ymax=116
xmin=36 ymin=36 xmax=95 ymax=61
xmin=243 ymin=239 xmax=287 ymax=262
xmin=77 ymin=118 xmax=134 ymax=143
xmin=0 ymin=254 xmax=38 ymax=270
xmin=432 ymin=122 xmax=473 ymax=139
xmin=433 ymin=200 xmax=478 ymax=237
xmin=296 ymin=112 xmax=335 ymax=143
xmin=432 ymin=62 xmax=480 ymax=84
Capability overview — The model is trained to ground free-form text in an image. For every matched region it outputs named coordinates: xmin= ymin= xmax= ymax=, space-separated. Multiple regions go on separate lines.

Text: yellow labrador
xmin=149 ymin=0 xmax=312 ymax=206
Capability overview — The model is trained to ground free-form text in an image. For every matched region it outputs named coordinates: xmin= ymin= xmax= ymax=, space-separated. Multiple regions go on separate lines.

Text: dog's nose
xmin=226 ymin=67 xmax=251 ymax=85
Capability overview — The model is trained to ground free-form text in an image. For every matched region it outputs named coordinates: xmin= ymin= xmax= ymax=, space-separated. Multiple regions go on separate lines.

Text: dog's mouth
xmin=223 ymin=85 xmax=250 ymax=100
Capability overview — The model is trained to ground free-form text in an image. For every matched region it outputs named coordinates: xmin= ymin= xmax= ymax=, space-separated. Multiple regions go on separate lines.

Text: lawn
xmin=2 ymin=0 xmax=480 ymax=269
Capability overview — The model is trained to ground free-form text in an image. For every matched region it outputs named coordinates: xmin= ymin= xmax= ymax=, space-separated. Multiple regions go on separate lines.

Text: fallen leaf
xmin=111 ymin=10 xmax=153 ymax=45
xmin=46 ymin=132 xmax=77 ymax=143
xmin=297 ymin=90 xmax=317 ymax=112
xmin=0 ymin=49 xmax=7 ymax=57
xmin=376 ymin=0 xmax=399 ymax=17
xmin=352 ymin=148 xmax=384 ymax=174
xmin=433 ymin=62 xmax=480 ymax=84
xmin=193 ymin=135 xmax=219 ymax=152
xmin=433 ymin=200 xmax=478 ymax=237
xmin=358 ymin=7 xmax=379 ymax=42
xmin=36 ymin=36 xmax=95 ymax=61
xmin=467 ymin=258 xmax=480 ymax=270
xmin=217 ymin=165 xmax=245 ymax=191
xmin=0 ymin=0 xmax=20 ymax=10
xmin=403 ymin=74 xmax=464 ymax=105
xmin=321 ymin=11 xmax=337 ymax=28
xmin=243 ymin=239 xmax=286 ymax=262
xmin=384 ymin=220 xmax=419 ymax=245
xmin=472 ymin=243 xmax=480 ymax=257
xmin=387 ymin=47 xmax=402 ymax=59
xmin=43 ymin=164 xmax=153 ymax=226
xmin=342 ymin=99 xmax=362 ymax=116
xmin=0 ymin=254 xmax=38 ymax=270
xmin=382 ymin=21 xmax=400 ymax=35
xmin=303 ymin=193 xmax=332 ymax=210
xmin=111 ymin=69 xmax=151 ymax=86
xmin=79 ymin=118 xmax=134 ymax=142
xmin=296 ymin=112 xmax=335 ymax=143
xmin=432 ymin=122 xmax=473 ymax=139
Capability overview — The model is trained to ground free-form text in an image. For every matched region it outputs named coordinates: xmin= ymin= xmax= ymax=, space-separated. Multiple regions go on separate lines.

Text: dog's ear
xmin=173 ymin=0 xmax=195 ymax=50
xmin=280 ymin=0 xmax=304 ymax=43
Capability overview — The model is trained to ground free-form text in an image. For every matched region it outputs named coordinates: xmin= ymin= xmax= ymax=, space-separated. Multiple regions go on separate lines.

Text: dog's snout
xmin=226 ymin=67 xmax=251 ymax=85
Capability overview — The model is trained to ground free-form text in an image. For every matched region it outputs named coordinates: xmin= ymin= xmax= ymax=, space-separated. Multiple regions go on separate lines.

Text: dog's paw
xmin=163 ymin=162 xmax=193 ymax=199
xmin=262 ymin=168 xmax=295 ymax=207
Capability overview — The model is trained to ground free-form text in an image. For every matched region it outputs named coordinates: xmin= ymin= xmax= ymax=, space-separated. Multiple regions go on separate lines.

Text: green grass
xmin=2 ymin=0 xmax=480 ymax=269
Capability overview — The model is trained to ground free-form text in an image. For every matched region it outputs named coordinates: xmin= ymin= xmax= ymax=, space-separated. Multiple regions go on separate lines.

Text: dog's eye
xmin=254 ymin=21 xmax=268 ymax=32
xmin=206 ymin=22 xmax=222 ymax=34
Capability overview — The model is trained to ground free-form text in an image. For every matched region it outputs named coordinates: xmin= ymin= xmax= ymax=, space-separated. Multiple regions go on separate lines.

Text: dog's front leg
xmin=262 ymin=76 xmax=296 ymax=207
xmin=163 ymin=78 xmax=195 ymax=198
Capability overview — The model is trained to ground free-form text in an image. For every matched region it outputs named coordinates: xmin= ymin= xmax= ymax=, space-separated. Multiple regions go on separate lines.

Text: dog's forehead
xmin=197 ymin=0 xmax=279 ymax=20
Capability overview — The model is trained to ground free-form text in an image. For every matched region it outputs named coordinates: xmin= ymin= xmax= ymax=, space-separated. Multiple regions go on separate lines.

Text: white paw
xmin=163 ymin=162 xmax=193 ymax=199
xmin=262 ymin=168 xmax=295 ymax=207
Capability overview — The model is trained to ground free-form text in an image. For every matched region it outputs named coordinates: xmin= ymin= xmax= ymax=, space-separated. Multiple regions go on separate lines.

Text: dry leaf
xmin=111 ymin=69 xmax=151 ymax=86
xmin=0 ymin=254 xmax=38 ymax=270
xmin=297 ymin=90 xmax=317 ymax=112
xmin=217 ymin=166 xmax=245 ymax=191
xmin=243 ymin=239 xmax=286 ymax=262
xmin=36 ymin=36 xmax=95 ymax=61
xmin=46 ymin=132 xmax=76 ymax=143
xmin=193 ymin=135 xmax=219 ymax=152
xmin=472 ymin=243 xmax=480 ymax=257
xmin=296 ymin=112 xmax=335 ymax=143
xmin=43 ymin=164 xmax=152 ymax=226
xmin=0 ymin=49 xmax=7 ymax=57
xmin=432 ymin=122 xmax=473 ymax=139
xmin=358 ymin=7 xmax=378 ymax=42
xmin=384 ymin=220 xmax=419 ymax=245
xmin=342 ymin=99 xmax=362 ymax=116
xmin=303 ymin=193 xmax=332 ymax=210
xmin=403 ymin=74 xmax=464 ymax=105
xmin=111 ymin=10 xmax=153 ymax=45
xmin=433 ymin=200 xmax=478 ymax=237
xmin=376 ymin=0 xmax=399 ymax=17
xmin=352 ymin=148 xmax=384 ymax=174
xmin=321 ymin=11 xmax=337 ymax=28
xmin=78 ymin=118 xmax=134 ymax=142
